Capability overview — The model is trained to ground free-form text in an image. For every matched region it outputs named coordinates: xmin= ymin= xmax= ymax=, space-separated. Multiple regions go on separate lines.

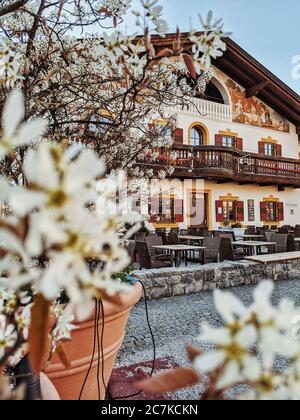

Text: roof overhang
xmin=151 ymin=33 xmax=300 ymax=132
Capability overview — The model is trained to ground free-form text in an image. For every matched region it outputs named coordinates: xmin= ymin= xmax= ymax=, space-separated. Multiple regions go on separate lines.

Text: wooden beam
xmin=246 ymin=80 xmax=269 ymax=98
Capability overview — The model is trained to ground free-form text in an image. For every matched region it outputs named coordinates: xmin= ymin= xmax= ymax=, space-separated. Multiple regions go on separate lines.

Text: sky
xmin=129 ymin=0 xmax=300 ymax=94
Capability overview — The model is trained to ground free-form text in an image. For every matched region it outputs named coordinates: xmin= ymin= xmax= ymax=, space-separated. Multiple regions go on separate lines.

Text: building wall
xmin=147 ymin=67 xmax=300 ymax=230
xmin=146 ymin=179 xmax=300 ymax=230
xmin=177 ymin=113 xmax=299 ymax=160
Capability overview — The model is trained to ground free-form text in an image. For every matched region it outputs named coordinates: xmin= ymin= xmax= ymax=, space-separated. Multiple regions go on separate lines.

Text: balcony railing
xmin=167 ymin=98 xmax=232 ymax=122
xmin=144 ymin=145 xmax=300 ymax=187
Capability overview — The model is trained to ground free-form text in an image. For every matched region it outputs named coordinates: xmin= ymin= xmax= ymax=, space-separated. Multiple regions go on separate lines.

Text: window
xmin=190 ymin=126 xmax=204 ymax=147
xmin=259 ymin=141 xmax=282 ymax=157
xmin=223 ymin=200 xmax=236 ymax=221
xmin=260 ymin=201 xmax=284 ymax=222
xmin=215 ymin=134 xmax=243 ymax=151
xmin=222 ymin=136 xmax=235 ymax=148
xmin=149 ymin=195 xmax=184 ymax=225
xmin=264 ymin=142 xmax=276 ymax=157
xmin=216 ymin=200 xmax=244 ymax=223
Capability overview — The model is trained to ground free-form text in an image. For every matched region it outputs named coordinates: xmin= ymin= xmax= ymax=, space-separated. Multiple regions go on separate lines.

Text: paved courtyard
xmin=116 ymin=279 xmax=300 ymax=399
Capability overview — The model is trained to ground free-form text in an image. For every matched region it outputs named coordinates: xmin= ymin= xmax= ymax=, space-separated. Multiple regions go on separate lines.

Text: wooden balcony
xmin=143 ymin=145 xmax=300 ymax=187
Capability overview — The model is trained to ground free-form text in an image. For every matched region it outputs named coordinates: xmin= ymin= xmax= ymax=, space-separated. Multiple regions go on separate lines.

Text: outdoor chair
xmin=135 ymin=231 xmax=146 ymax=241
xmin=126 ymin=240 xmax=136 ymax=264
xmin=287 ymin=234 xmax=296 ymax=252
xmin=146 ymin=235 xmax=172 ymax=261
xmin=245 ymin=227 xmax=256 ymax=236
xmin=135 ymin=241 xmax=172 ymax=269
xmin=220 ymin=233 xmax=247 ymax=259
xmin=271 ymin=234 xmax=288 ymax=253
xmin=180 ymin=229 xmax=188 ymax=235
xmin=271 ymin=225 xmax=278 ymax=231
xmin=203 ymin=238 xmax=221 ymax=264
xmin=219 ymin=238 xmax=235 ymax=261
xmin=155 ymin=230 xmax=169 ymax=245
xmin=294 ymin=226 xmax=300 ymax=238
xmin=278 ymin=227 xmax=289 ymax=234
xmin=168 ymin=232 xmax=180 ymax=245
xmin=170 ymin=227 xmax=179 ymax=234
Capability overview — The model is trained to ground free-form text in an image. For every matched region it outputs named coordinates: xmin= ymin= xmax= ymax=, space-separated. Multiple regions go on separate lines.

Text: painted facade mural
xmin=225 ymin=79 xmax=290 ymax=133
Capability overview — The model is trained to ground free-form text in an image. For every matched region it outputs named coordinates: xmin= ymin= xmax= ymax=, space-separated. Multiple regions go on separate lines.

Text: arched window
xmin=190 ymin=126 xmax=204 ymax=147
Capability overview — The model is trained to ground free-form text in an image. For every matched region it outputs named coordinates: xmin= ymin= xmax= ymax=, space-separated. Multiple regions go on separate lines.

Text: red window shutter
xmin=236 ymin=201 xmax=245 ymax=222
xmin=215 ymin=200 xmax=225 ymax=223
xmin=175 ymin=128 xmax=183 ymax=145
xmin=258 ymin=141 xmax=265 ymax=154
xmin=148 ymin=123 xmax=154 ymax=131
xmin=149 ymin=197 xmax=159 ymax=223
xmin=260 ymin=202 xmax=268 ymax=222
xmin=276 ymin=144 xmax=282 ymax=157
xmin=235 ymin=138 xmax=243 ymax=151
xmin=277 ymin=202 xmax=284 ymax=222
xmin=174 ymin=199 xmax=184 ymax=223
xmin=215 ymin=134 xmax=223 ymax=147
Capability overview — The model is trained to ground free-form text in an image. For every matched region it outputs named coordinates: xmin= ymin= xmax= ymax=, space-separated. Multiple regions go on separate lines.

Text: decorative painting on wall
xmin=225 ymin=79 xmax=290 ymax=133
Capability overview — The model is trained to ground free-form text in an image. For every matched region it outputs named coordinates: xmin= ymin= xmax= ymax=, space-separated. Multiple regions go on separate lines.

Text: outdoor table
xmin=152 ymin=244 xmax=206 ymax=267
xmin=178 ymin=235 xmax=204 ymax=245
xmin=294 ymin=238 xmax=300 ymax=242
xmin=242 ymin=235 xmax=265 ymax=240
xmin=232 ymin=241 xmax=277 ymax=256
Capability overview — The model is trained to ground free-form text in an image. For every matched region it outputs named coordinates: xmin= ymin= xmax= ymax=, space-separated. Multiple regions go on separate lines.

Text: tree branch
xmin=0 ymin=0 xmax=29 ymax=17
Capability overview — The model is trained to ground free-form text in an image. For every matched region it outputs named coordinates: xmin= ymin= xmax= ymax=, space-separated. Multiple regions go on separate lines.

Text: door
xmin=188 ymin=191 xmax=208 ymax=227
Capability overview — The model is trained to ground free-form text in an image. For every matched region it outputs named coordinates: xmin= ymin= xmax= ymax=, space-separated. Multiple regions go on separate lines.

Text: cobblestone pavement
xmin=116 ymin=280 xmax=300 ymax=399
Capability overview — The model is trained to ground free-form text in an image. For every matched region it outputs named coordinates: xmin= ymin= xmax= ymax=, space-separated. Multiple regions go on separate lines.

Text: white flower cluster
xmin=0 ymin=44 xmax=23 ymax=89
xmin=190 ymin=11 xmax=231 ymax=69
xmin=0 ymin=90 xmax=141 ymax=322
xmin=98 ymin=0 xmax=131 ymax=17
xmin=133 ymin=0 xmax=168 ymax=34
xmin=195 ymin=281 xmax=300 ymax=400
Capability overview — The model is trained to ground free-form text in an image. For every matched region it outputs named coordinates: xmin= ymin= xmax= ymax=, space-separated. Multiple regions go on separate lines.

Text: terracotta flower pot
xmin=46 ymin=282 xmax=142 ymax=400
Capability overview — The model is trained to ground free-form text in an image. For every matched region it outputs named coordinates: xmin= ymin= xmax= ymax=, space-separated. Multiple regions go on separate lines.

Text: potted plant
xmin=0 ymin=91 xmax=142 ymax=400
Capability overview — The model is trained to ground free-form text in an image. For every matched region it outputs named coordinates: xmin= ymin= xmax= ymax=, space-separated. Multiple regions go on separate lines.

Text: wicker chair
xmin=155 ymin=229 xmax=169 ymax=245
xmin=219 ymin=238 xmax=235 ymax=261
xmin=203 ymin=238 xmax=221 ymax=264
xmin=294 ymin=226 xmax=300 ymax=238
xmin=168 ymin=232 xmax=180 ymax=245
xmin=126 ymin=240 xmax=136 ymax=263
xmin=135 ymin=232 xmax=147 ymax=241
xmin=146 ymin=235 xmax=172 ymax=261
xmin=271 ymin=234 xmax=288 ymax=253
xmin=135 ymin=241 xmax=172 ymax=269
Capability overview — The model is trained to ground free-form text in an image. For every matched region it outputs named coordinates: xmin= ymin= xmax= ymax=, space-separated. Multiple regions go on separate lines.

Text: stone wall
xmin=133 ymin=259 xmax=300 ymax=300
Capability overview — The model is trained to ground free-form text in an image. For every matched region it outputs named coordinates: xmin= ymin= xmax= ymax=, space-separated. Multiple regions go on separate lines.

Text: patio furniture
xmin=126 ymin=240 xmax=136 ymax=263
xmin=203 ymin=238 xmax=221 ymax=264
xmin=294 ymin=226 xmax=300 ymax=238
xmin=287 ymin=234 xmax=296 ymax=252
xmin=135 ymin=232 xmax=146 ymax=241
xmin=271 ymin=226 xmax=278 ymax=231
xmin=271 ymin=233 xmax=288 ymax=253
xmin=152 ymin=244 xmax=206 ymax=267
xmin=146 ymin=235 xmax=172 ymax=261
xmin=220 ymin=233 xmax=249 ymax=259
xmin=219 ymin=237 xmax=235 ymax=261
xmin=246 ymin=251 xmax=300 ymax=264
xmin=155 ymin=229 xmax=169 ymax=245
xmin=243 ymin=234 xmax=265 ymax=240
xmin=232 ymin=240 xmax=277 ymax=256
xmin=178 ymin=235 xmax=204 ymax=245
xmin=135 ymin=241 xmax=172 ymax=269
xmin=168 ymin=232 xmax=180 ymax=245
xmin=170 ymin=227 xmax=180 ymax=234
